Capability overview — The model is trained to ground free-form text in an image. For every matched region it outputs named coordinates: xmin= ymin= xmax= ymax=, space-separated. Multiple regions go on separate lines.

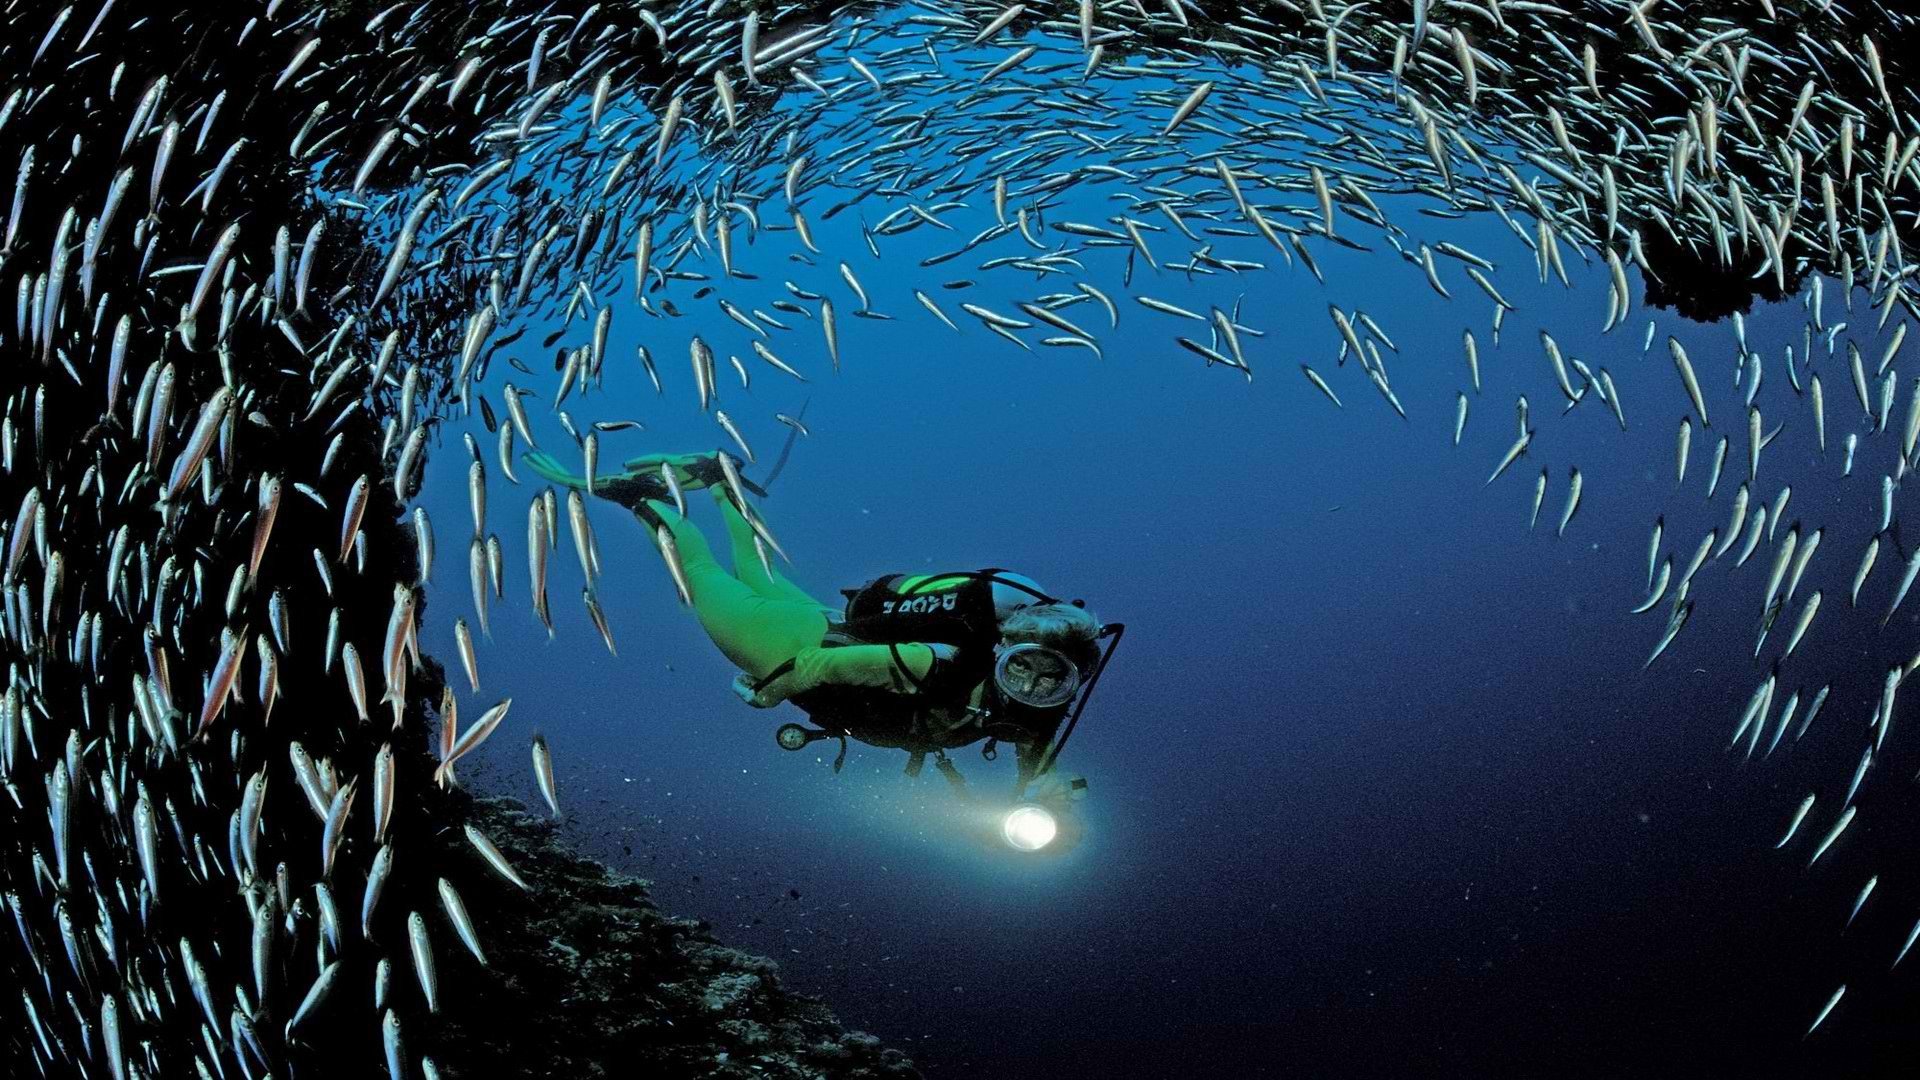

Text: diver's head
xmin=993 ymin=602 xmax=1102 ymax=709
xmin=1000 ymin=601 xmax=1101 ymax=667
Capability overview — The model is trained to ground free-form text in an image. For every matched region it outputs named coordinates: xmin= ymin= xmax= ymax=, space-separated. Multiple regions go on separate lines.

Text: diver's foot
xmin=619 ymin=451 xmax=719 ymax=491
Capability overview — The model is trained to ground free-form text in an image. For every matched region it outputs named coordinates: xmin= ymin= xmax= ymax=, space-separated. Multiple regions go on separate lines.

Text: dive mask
xmin=992 ymin=642 xmax=1082 ymax=709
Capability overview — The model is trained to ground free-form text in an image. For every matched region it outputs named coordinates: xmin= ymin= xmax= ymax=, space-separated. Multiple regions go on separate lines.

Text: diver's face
xmin=1002 ymin=648 xmax=1068 ymax=698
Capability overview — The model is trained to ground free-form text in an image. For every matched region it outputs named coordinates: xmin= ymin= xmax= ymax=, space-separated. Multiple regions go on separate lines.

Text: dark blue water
xmin=410 ymin=122 xmax=1920 ymax=1076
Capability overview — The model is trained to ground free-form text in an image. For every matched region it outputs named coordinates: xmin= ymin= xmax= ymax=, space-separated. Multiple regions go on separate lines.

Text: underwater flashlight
xmin=1001 ymin=805 xmax=1058 ymax=852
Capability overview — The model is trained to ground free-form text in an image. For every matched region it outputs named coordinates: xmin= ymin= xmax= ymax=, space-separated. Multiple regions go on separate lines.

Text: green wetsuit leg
xmin=645 ymin=499 xmax=827 ymax=679
xmin=711 ymin=487 xmax=830 ymax=611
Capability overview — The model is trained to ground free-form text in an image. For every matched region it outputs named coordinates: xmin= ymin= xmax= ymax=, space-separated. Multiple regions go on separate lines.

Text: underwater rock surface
xmin=442 ymin=797 xmax=921 ymax=1079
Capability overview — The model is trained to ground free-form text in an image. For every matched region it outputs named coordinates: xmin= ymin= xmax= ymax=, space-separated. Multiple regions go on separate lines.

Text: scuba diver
xmin=523 ymin=449 xmax=1122 ymax=809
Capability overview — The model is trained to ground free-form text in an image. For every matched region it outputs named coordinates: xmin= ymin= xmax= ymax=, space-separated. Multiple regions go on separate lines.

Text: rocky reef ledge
xmin=437 ymin=796 xmax=922 ymax=1080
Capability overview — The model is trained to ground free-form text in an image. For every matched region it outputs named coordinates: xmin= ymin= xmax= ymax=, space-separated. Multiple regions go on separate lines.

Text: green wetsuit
xmin=527 ymin=451 xmax=945 ymax=709
xmin=655 ymin=487 xmax=950 ymax=707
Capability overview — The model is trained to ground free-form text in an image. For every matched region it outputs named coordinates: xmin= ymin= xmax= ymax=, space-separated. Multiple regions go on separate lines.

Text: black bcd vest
xmin=789 ymin=569 xmax=1049 ymax=744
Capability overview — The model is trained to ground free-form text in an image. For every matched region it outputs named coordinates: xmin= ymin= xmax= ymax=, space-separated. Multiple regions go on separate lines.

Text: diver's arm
xmin=749 ymin=643 xmax=938 ymax=706
xmin=1010 ymin=706 xmax=1066 ymax=788
xmin=1014 ymin=737 xmax=1048 ymax=788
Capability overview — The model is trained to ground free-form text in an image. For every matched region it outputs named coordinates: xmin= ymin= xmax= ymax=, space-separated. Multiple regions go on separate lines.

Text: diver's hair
xmin=999 ymin=602 xmax=1102 ymax=671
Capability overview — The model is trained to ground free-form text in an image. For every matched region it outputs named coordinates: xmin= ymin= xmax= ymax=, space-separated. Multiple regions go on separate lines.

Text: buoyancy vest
xmin=787 ymin=569 xmax=1059 ymax=746
xmin=843 ymin=571 xmax=1003 ymax=644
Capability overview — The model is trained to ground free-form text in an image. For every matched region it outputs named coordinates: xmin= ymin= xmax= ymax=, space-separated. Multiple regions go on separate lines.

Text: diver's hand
xmin=730 ymin=674 xmax=770 ymax=707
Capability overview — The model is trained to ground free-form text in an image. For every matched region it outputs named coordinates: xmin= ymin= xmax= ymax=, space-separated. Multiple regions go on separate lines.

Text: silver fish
xmin=532 ymin=732 xmax=559 ymax=816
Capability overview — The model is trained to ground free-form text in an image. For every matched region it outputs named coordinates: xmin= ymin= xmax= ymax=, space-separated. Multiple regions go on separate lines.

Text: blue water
xmin=401 ymin=87 xmax=1920 ymax=1075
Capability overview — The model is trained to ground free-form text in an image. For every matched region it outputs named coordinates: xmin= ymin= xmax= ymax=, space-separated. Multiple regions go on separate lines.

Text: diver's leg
xmin=712 ymin=487 xmax=830 ymax=610
xmin=646 ymin=499 xmax=827 ymax=678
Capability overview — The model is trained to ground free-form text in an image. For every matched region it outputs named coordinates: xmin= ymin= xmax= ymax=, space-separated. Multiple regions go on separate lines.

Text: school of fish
xmin=2 ymin=0 xmax=1920 ymax=1073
